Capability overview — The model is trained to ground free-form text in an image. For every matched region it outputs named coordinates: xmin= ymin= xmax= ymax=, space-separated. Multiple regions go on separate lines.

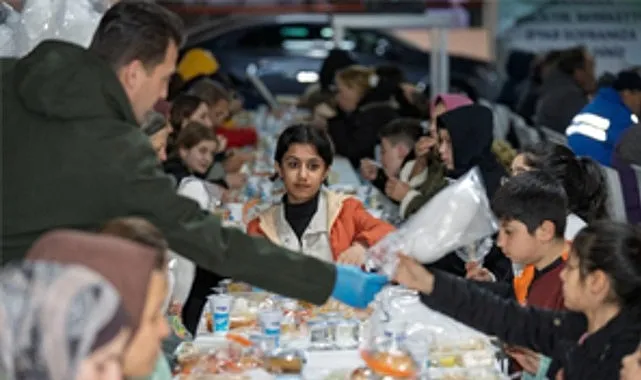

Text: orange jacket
xmin=246 ymin=190 xmax=395 ymax=262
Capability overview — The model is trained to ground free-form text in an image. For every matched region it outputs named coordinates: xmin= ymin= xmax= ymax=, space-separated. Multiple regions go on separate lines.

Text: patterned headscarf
xmin=0 ymin=261 xmax=130 ymax=380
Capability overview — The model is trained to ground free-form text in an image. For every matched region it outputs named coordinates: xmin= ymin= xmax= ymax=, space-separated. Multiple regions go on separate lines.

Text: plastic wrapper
xmin=365 ymin=167 xmax=498 ymax=276
xmin=454 ymin=236 xmax=494 ymax=263
xmin=2 ymin=0 xmax=114 ymax=58
xmin=360 ymin=286 xmax=500 ymax=378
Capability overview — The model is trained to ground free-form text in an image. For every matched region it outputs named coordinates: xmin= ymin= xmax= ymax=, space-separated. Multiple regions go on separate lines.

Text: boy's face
xmin=380 ymin=137 xmax=409 ymax=178
xmin=496 ymin=219 xmax=546 ymax=265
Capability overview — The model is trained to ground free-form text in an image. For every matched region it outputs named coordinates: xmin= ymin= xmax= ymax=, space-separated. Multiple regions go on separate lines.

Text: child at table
xmin=467 ymin=171 xmax=570 ymax=379
xmin=247 ymin=124 xmax=395 ymax=267
xmin=395 ymin=220 xmax=641 ymax=380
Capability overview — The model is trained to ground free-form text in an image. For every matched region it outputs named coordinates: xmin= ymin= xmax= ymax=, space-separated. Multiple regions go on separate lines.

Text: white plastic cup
xmin=259 ymin=309 xmax=282 ymax=347
xmin=209 ymin=294 xmax=233 ymax=335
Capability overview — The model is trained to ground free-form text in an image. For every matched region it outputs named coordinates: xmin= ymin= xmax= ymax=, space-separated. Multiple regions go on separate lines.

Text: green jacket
xmin=1 ymin=41 xmax=335 ymax=304
xmin=403 ymin=154 xmax=449 ymax=218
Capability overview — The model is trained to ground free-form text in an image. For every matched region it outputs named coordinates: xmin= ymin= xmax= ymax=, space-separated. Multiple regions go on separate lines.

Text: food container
xmin=334 ymin=319 xmax=359 ymax=349
xmin=307 ymin=318 xmax=332 ymax=350
xmin=264 ymin=348 xmax=306 ymax=375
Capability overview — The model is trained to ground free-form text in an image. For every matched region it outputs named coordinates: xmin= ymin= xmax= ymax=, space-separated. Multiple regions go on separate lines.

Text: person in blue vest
xmin=566 ymin=69 xmax=641 ymax=166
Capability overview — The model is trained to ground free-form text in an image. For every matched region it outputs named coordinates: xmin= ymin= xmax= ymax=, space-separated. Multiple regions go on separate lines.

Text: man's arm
xmin=116 ymin=133 xmax=336 ymax=305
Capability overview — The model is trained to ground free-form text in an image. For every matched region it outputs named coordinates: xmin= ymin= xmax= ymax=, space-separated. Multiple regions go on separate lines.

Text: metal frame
xmin=331 ymin=13 xmax=454 ymax=99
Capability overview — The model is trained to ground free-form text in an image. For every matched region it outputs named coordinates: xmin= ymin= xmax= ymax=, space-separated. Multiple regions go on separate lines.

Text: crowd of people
xmin=1 ymin=1 xmax=641 ymax=380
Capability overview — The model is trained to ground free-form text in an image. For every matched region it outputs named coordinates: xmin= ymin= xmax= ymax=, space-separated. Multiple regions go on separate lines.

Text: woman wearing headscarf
xmin=385 ymin=94 xmax=473 ymax=220
xmin=25 ymin=230 xmax=171 ymax=379
xmin=0 ymin=261 xmax=131 ymax=380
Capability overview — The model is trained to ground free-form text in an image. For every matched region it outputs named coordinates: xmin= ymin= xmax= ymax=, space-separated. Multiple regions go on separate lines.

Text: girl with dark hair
xmin=510 ymin=142 xmax=608 ymax=240
xmin=247 ymin=124 xmax=395 ymax=267
xmin=396 ymin=221 xmax=641 ymax=380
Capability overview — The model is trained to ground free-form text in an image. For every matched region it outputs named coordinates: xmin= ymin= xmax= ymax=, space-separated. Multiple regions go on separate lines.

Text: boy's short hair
xmin=492 ymin=171 xmax=568 ymax=238
xmin=100 ymin=217 xmax=168 ymax=269
xmin=378 ymin=118 xmax=424 ymax=150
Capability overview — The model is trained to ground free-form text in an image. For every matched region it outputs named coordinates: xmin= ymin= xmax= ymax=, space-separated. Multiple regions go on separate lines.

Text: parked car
xmin=184 ymin=14 xmax=502 ymax=106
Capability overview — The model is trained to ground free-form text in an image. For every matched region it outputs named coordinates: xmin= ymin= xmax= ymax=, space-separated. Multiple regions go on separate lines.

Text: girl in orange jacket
xmin=247 ymin=124 xmax=395 ymax=266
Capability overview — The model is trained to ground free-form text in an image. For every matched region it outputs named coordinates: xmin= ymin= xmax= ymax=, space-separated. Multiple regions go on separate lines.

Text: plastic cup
xmin=208 ymin=294 xmax=233 ymax=335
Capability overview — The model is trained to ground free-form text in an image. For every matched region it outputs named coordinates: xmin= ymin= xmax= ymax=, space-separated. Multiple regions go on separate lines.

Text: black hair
xmin=375 ymin=64 xmax=406 ymax=85
xmin=492 ymin=171 xmax=568 ymax=239
xmin=520 ymin=142 xmax=608 ymax=223
xmin=613 ymin=70 xmax=641 ymax=92
xmin=275 ymin=124 xmax=334 ymax=167
xmin=557 ymin=46 xmax=589 ymax=76
xmin=597 ymin=72 xmax=617 ymax=89
xmin=573 ymin=221 xmax=641 ymax=310
xmin=89 ymin=1 xmax=184 ymax=71
xmin=169 ymin=94 xmax=206 ymax=131
xmin=379 ymin=118 xmax=424 ymax=150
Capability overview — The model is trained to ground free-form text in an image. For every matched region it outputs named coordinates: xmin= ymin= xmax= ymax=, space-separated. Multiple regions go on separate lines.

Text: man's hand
xmin=225 ymin=172 xmax=247 ymax=190
xmin=394 ymin=254 xmax=435 ymax=294
xmin=385 ymin=177 xmax=411 ymax=202
xmin=338 ymin=243 xmax=367 ymax=266
xmin=465 ymin=262 xmax=495 ymax=282
xmin=505 ymin=346 xmax=541 ymax=375
xmin=360 ymin=159 xmax=379 ymax=181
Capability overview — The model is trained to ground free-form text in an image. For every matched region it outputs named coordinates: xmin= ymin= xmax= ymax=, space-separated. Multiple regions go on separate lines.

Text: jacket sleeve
xmin=346 ymin=198 xmax=396 ymax=248
xmin=404 ymin=174 xmax=448 ymax=218
xmin=115 ymin=132 xmax=336 ymax=305
xmin=420 ymin=270 xmax=587 ymax=360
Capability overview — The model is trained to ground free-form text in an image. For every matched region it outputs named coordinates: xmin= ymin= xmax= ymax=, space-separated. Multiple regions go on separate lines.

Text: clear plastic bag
xmin=455 ymin=236 xmax=494 ymax=263
xmin=3 ymin=0 xmax=111 ymax=58
xmin=366 ymin=167 xmax=498 ymax=276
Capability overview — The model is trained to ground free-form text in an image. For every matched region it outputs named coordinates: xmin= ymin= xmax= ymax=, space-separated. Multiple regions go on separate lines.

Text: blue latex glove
xmin=331 ymin=265 xmax=388 ymax=308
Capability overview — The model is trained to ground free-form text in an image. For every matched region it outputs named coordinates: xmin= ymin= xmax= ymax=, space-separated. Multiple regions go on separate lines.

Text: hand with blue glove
xmin=330 ymin=264 xmax=388 ymax=309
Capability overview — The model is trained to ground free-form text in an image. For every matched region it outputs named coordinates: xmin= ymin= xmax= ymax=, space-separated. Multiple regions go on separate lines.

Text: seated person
xmin=467 ymin=171 xmax=570 ymax=379
xmin=566 ymin=69 xmax=641 ymax=166
xmin=247 ymin=124 xmax=395 ymax=266
xmin=510 ymin=142 xmax=607 ymax=240
xmin=163 ymin=122 xmax=228 ymax=206
xmin=360 ymin=118 xmax=424 ymax=216
xmin=389 ymin=94 xmax=472 ymax=220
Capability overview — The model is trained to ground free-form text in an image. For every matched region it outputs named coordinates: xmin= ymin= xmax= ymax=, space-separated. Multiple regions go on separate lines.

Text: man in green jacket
xmin=1 ymin=1 xmax=386 ymax=308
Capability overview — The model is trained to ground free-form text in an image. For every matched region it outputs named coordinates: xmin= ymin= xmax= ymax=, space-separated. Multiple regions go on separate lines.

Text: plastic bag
xmin=455 ymin=236 xmax=494 ymax=263
xmin=3 ymin=0 xmax=111 ymax=58
xmin=365 ymin=167 xmax=498 ymax=276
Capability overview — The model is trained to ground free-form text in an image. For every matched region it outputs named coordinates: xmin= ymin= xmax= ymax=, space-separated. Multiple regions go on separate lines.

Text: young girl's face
xmin=179 ymin=140 xmax=217 ymax=175
xmin=277 ymin=143 xmax=328 ymax=204
xmin=438 ymin=129 xmax=454 ymax=170
xmin=209 ymin=99 xmax=230 ymax=127
xmin=559 ymin=252 xmax=603 ymax=312
xmin=620 ymin=343 xmax=641 ymax=380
